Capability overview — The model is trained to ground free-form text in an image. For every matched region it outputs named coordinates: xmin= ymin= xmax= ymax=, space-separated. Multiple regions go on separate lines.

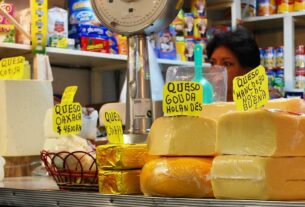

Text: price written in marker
xmin=233 ymin=65 xmax=270 ymax=111
xmin=52 ymin=86 xmax=82 ymax=135
xmin=102 ymin=110 xmax=124 ymax=144
xmin=0 ymin=56 xmax=25 ymax=79
xmin=163 ymin=81 xmax=203 ymax=116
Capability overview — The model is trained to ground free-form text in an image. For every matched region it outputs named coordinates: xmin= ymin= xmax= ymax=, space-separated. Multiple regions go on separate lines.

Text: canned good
xmin=274 ymin=69 xmax=285 ymax=92
xmin=275 ymin=46 xmax=284 ymax=68
xmin=294 ymin=0 xmax=305 ymax=11
xmin=258 ymin=0 xmax=277 ymax=16
xmin=194 ymin=17 xmax=207 ymax=39
xmin=264 ymin=47 xmax=276 ymax=69
xmin=277 ymin=0 xmax=294 ymax=13
xmin=267 ymin=69 xmax=276 ymax=87
xmin=185 ymin=37 xmax=195 ymax=61
xmin=241 ymin=0 xmax=257 ymax=18
xmin=259 ymin=48 xmax=265 ymax=67
xmin=184 ymin=13 xmax=194 ymax=37
xmin=191 ymin=0 xmax=206 ymax=17
xmin=295 ymin=67 xmax=305 ymax=88
xmin=295 ymin=45 xmax=305 ymax=68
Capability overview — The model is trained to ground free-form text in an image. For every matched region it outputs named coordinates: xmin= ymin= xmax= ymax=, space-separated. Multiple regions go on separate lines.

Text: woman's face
xmin=210 ymin=46 xmax=248 ymax=101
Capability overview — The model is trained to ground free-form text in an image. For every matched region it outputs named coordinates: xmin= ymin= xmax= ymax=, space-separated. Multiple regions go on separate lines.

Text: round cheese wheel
xmin=140 ymin=157 xmax=214 ymax=198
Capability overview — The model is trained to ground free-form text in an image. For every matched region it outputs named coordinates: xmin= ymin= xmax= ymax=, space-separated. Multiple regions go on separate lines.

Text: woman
xmin=206 ymin=26 xmax=270 ymax=101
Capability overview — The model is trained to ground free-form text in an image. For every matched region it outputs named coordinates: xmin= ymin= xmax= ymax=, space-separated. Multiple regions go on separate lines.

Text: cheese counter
xmin=1 ymin=176 xmax=305 ymax=207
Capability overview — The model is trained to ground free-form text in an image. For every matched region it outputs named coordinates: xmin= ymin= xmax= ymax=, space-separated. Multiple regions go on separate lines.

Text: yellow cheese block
xmin=96 ymin=144 xmax=148 ymax=169
xmin=140 ymin=157 xmax=214 ymax=198
xmin=218 ymin=109 xmax=305 ymax=156
xmin=148 ymin=116 xmax=217 ymax=156
xmin=211 ymin=155 xmax=305 ymax=200
xmin=200 ymin=98 xmax=305 ymax=120
xmin=99 ymin=169 xmax=141 ymax=195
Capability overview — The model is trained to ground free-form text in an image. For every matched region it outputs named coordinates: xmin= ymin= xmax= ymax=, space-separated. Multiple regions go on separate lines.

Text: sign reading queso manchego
xmin=233 ymin=65 xmax=269 ymax=111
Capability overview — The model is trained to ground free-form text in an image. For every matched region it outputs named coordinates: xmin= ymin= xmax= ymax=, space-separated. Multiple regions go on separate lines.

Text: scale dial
xmin=91 ymin=0 xmax=182 ymax=35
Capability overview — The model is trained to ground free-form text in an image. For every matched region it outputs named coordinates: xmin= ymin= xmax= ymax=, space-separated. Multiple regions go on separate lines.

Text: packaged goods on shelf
xmin=0 ymin=80 xmax=53 ymax=156
xmin=158 ymin=28 xmax=177 ymax=60
xmin=217 ymin=109 xmax=305 ymax=156
xmin=277 ymin=0 xmax=294 ymax=13
xmin=191 ymin=0 xmax=206 ymax=18
xmin=200 ymin=98 xmax=305 ymax=120
xmin=96 ymin=144 xmax=148 ymax=170
xmin=241 ymin=0 xmax=257 ymax=18
xmin=141 ymin=157 xmax=213 ymax=198
xmin=257 ymin=0 xmax=277 ymax=16
xmin=48 ymin=7 xmax=68 ymax=48
xmin=194 ymin=17 xmax=208 ymax=39
xmin=15 ymin=8 xmax=30 ymax=45
xmin=294 ymin=0 xmax=305 ymax=11
xmin=211 ymin=155 xmax=305 ymax=200
xmin=68 ymin=0 xmax=101 ymax=26
xmin=148 ymin=116 xmax=217 ymax=156
xmin=184 ymin=13 xmax=195 ymax=37
xmin=0 ymin=3 xmax=13 ymax=24
xmin=0 ymin=24 xmax=15 ymax=43
xmin=171 ymin=9 xmax=184 ymax=36
xmin=295 ymin=45 xmax=305 ymax=88
xmin=185 ymin=37 xmax=195 ymax=61
xmin=80 ymin=36 xmax=110 ymax=53
xmin=99 ymin=169 xmax=141 ymax=195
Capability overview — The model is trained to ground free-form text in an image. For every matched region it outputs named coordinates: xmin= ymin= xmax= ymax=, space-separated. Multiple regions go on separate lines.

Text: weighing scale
xmin=91 ymin=0 xmax=183 ymax=143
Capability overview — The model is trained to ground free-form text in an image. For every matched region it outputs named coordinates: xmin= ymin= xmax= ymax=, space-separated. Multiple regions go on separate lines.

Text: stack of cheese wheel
xmin=96 ymin=144 xmax=148 ymax=194
xmin=141 ymin=115 xmax=216 ymax=198
xmin=208 ymin=98 xmax=305 ymax=200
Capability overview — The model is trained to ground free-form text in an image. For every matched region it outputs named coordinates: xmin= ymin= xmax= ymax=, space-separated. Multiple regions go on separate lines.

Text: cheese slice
xmin=140 ymin=157 xmax=213 ymax=198
xmin=99 ymin=169 xmax=141 ymax=195
xmin=0 ymin=80 xmax=53 ymax=156
xmin=96 ymin=144 xmax=148 ymax=170
xmin=217 ymin=109 xmax=305 ymax=156
xmin=211 ymin=155 xmax=305 ymax=200
xmin=148 ymin=116 xmax=217 ymax=156
xmin=200 ymin=98 xmax=305 ymax=120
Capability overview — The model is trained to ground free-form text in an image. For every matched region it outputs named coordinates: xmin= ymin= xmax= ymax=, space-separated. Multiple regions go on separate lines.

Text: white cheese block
xmin=148 ymin=116 xmax=217 ymax=156
xmin=0 ymin=80 xmax=53 ymax=156
xmin=211 ymin=155 xmax=305 ymax=200
xmin=217 ymin=109 xmax=305 ymax=156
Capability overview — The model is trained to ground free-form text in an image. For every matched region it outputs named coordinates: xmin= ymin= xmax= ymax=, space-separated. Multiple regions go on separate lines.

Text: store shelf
xmin=0 ymin=43 xmax=31 ymax=58
xmin=157 ymin=58 xmax=211 ymax=68
xmin=1 ymin=177 xmax=305 ymax=207
xmin=243 ymin=10 xmax=305 ymax=22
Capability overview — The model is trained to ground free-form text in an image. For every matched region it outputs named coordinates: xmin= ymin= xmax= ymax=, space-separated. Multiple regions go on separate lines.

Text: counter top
xmin=1 ymin=176 xmax=305 ymax=207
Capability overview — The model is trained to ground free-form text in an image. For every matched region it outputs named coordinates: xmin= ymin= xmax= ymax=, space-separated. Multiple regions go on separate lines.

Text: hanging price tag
xmin=163 ymin=81 xmax=203 ymax=116
xmin=102 ymin=110 xmax=124 ymax=144
xmin=233 ymin=65 xmax=270 ymax=111
xmin=0 ymin=56 xmax=25 ymax=79
xmin=52 ymin=86 xmax=82 ymax=135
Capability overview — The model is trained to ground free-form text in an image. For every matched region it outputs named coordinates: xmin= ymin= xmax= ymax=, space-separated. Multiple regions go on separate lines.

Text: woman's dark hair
xmin=206 ymin=26 xmax=260 ymax=70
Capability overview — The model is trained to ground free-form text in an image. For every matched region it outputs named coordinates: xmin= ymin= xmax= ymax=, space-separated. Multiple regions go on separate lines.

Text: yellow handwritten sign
xmin=52 ymin=103 xmax=82 ymax=135
xmin=233 ymin=65 xmax=270 ymax=111
xmin=0 ymin=56 xmax=25 ymax=79
xmin=53 ymin=86 xmax=82 ymax=135
xmin=163 ymin=81 xmax=203 ymax=116
xmin=102 ymin=110 xmax=124 ymax=144
xmin=61 ymin=86 xmax=78 ymax=104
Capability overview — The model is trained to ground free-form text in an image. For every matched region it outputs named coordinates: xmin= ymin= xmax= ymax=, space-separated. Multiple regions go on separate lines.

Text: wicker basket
xmin=41 ymin=150 xmax=98 ymax=192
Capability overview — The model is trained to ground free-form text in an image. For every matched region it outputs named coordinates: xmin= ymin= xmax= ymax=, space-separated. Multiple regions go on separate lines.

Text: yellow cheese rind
xmin=96 ymin=144 xmax=148 ymax=170
xmin=148 ymin=116 xmax=217 ymax=156
xmin=217 ymin=109 xmax=305 ymax=156
xmin=211 ymin=155 xmax=305 ymax=200
xmin=200 ymin=98 xmax=305 ymax=120
xmin=98 ymin=170 xmax=141 ymax=195
xmin=140 ymin=157 xmax=214 ymax=198
xmin=0 ymin=80 xmax=53 ymax=156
